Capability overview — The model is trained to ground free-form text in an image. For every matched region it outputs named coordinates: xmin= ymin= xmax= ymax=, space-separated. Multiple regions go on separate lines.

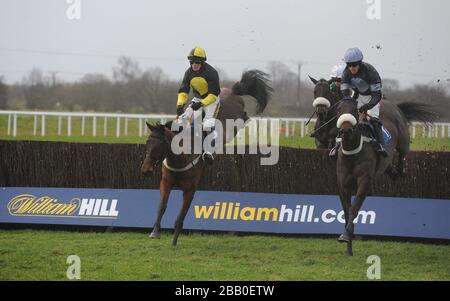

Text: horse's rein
xmin=308 ymin=115 xmax=339 ymax=137
xmin=307 ymin=98 xmax=342 ymax=136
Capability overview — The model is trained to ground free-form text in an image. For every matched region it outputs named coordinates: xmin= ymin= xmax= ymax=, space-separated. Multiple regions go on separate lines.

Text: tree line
xmin=1 ymin=56 xmax=449 ymax=120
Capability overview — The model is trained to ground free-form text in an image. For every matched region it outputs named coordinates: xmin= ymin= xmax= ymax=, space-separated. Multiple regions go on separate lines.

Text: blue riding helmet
xmin=344 ymin=48 xmax=364 ymax=63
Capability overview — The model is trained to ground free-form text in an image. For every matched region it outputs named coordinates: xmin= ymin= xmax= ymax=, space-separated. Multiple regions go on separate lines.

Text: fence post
xmin=138 ymin=119 xmax=142 ymax=137
xmin=68 ymin=116 xmax=72 ymax=137
xmin=116 ymin=117 xmax=120 ymax=138
xmin=301 ymin=121 xmax=305 ymax=137
xmin=411 ymin=124 xmax=416 ymax=139
xmin=33 ymin=115 xmax=38 ymax=136
xmin=104 ymin=117 xmax=108 ymax=136
xmin=7 ymin=114 xmax=11 ymax=136
xmin=81 ymin=116 xmax=85 ymax=136
xmin=13 ymin=114 xmax=17 ymax=137
xmin=93 ymin=116 xmax=96 ymax=137
xmin=41 ymin=115 xmax=46 ymax=136
xmin=58 ymin=116 xmax=62 ymax=136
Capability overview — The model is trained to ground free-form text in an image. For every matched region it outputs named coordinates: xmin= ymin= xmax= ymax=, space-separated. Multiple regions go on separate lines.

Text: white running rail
xmin=0 ymin=110 xmax=449 ymax=139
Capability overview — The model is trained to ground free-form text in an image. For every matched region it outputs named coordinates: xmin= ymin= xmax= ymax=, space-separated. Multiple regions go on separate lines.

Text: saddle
xmin=359 ymin=122 xmax=391 ymax=146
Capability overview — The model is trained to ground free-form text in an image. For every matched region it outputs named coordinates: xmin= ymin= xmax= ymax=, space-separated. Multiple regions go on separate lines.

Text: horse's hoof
xmin=149 ymin=232 xmax=161 ymax=239
xmin=344 ymin=250 xmax=354 ymax=256
xmin=338 ymin=234 xmax=350 ymax=243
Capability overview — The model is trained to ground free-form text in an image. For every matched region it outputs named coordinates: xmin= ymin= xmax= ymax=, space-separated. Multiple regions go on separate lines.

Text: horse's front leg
xmin=172 ymin=189 xmax=195 ymax=246
xmin=337 ymin=188 xmax=352 ymax=255
xmin=337 ymin=160 xmax=352 ymax=245
xmin=344 ymin=174 xmax=371 ymax=256
xmin=150 ymin=178 xmax=173 ymax=239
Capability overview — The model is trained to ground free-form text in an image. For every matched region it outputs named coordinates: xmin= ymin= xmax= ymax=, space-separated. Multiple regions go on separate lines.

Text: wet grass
xmin=1 ymin=229 xmax=449 ymax=281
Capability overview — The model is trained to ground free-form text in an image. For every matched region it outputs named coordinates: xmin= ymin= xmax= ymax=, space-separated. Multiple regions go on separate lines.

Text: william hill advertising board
xmin=1 ymin=187 xmax=450 ymax=239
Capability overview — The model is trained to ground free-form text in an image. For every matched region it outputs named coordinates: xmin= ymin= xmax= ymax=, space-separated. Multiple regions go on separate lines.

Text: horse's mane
xmin=148 ymin=121 xmax=179 ymax=138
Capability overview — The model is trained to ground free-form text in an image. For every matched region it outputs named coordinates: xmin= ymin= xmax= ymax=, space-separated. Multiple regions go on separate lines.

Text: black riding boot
xmin=371 ymin=119 xmax=388 ymax=157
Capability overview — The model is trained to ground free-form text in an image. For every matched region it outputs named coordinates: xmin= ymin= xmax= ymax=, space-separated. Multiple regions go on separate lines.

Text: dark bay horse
xmin=335 ymin=98 xmax=437 ymax=255
xmin=140 ymin=70 xmax=273 ymax=246
xmin=308 ymin=76 xmax=360 ymax=150
xmin=308 ymin=77 xmax=340 ymax=149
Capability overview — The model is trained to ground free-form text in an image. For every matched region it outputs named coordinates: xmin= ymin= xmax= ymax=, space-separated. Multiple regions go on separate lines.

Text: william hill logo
xmin=7 ymin=194 xmax=119 ymax=219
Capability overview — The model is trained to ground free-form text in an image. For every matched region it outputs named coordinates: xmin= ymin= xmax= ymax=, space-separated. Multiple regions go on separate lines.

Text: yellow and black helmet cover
xmin=187 ymin=47 xmax=207 ymax=62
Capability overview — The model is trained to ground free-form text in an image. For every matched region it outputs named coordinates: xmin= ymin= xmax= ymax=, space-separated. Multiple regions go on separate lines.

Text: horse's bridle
xmin=146 ymin=133 xmax=202 ymax=173
xmin=308 ymin=99 xmax=342 ymax=137
xmin=307 ymin=80 xmax=338 ymax=127
xmin=146 ymin=135 xmax=170 ymax=168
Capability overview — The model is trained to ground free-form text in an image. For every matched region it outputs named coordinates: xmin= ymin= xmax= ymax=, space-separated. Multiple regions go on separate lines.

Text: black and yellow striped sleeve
xmin=177 ymin=70 xmax=190 ymax=106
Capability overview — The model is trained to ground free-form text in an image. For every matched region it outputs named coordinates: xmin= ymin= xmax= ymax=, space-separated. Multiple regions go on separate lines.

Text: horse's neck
xmin=165 ymin=149 xmax=199 ymax=168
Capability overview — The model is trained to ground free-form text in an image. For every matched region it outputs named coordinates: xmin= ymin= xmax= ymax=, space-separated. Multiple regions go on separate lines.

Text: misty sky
xmin=1 ymin=0 xmax=450 ymax=88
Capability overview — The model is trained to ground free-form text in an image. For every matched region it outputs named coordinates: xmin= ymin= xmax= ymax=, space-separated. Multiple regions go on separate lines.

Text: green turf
xmin=1 ymin=114 xmax=449 ymax=151
xmin=0 ymin=229 xmax=449 ymax=281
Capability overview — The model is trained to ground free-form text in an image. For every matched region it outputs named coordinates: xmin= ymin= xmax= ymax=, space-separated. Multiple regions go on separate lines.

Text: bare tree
xmin=0 ymin=76 xmax=8 ymax=109
xmin=113 ymin=56 xmax=142 ymax=83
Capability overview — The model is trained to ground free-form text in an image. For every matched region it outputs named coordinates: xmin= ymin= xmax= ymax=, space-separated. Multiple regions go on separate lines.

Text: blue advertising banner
xmin=1 ymin=187 xmax=450 ymax=239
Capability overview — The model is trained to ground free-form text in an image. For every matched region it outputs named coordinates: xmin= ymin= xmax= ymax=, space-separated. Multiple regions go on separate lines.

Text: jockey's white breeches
xmin=191 ymin=97 xmax=220 ymax=130
xmin=357 ymin=95 xmax=380 ymax=119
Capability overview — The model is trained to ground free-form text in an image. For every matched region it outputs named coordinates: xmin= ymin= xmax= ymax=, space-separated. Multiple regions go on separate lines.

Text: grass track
xmin=1 ymin=229 xmax=449 ymax=281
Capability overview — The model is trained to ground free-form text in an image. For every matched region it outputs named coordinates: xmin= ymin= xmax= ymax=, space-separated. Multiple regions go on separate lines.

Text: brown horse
xmin=335 ymin=98 xmax=437 ymax=255
xmin=140 ymin=70 xmax=273 ymax=246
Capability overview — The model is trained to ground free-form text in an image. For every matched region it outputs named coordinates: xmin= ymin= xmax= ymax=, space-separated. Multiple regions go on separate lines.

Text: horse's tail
xmin=396 ymin=102 xmax=439 ymax=125
xmin=232 ymin=70 xmax=274 ymax=114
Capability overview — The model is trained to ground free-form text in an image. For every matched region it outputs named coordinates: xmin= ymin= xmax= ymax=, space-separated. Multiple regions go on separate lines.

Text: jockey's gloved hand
xmin=191 ymin=102 xmax=203 ymax=111
xmin=341 ymin=96 xmax=352 ymax=102
xmin=359 ymin=104 xmax=371 ymax=113
xmin=176 ymin=105 xmax=185 ymax=116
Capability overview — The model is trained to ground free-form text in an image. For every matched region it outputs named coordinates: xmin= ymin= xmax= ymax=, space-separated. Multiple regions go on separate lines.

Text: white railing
xmin=0 ymin=110 xmax=449 ymax=139
xmin=0 ymin=110 xmax=175 ymax=138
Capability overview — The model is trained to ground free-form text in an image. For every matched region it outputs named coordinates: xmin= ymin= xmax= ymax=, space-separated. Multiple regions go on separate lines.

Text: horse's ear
xmin=164 ymin=121 xmax=173 ymax=130
xmin=309 ymin=75 xmax=318 ymax=85
xmin=146 ymin=121 xmax=155 ymax=131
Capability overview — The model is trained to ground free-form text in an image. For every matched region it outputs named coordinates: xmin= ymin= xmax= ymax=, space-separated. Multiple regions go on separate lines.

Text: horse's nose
xmin=316 ymin=106 xmax=327 ymax=115
xmin=142 ymin=170 xmax=152 ymax=177
xmin=140 ymin=162 xmax=153 ymax=177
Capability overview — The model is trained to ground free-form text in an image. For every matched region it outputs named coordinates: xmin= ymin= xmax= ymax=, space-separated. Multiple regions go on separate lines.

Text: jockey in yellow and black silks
xmin=176 ymin=47 xmax=221 ymax=165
